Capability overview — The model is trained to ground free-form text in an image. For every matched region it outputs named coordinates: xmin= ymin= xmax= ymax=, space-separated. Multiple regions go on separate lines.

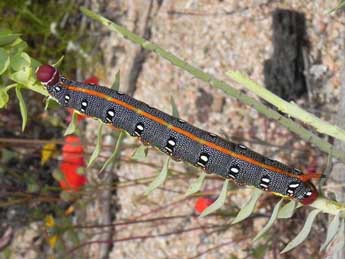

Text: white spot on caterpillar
xmin=107 ymin=110 xmax=115 ymax=117
xmin=200 ymin=154 xmax=208 ymax=162
xmin=64 ymin=95 xmax=70 ymax=104
xmin=134 ymin=123 xmax=144 ymax=136
xmin=230 ymin=166 xmax=239 ymax=174
xmin=287 ymin=189 xmax=294 ymax=195
xmin=168 ymin=139 xmax=176 ymax=146
xmin=238 ymin=144 xmax=247 ymax=150
xmin=261 ymin=177 xmax=270 ymax=183
xmin=289 ymin=183 xmax=300 ymax=189
xmin=136 ymin=124 xmax=144 ymax=131
xmin=197 ymin=153 xmax=209 ymax=168
xmin=54 ymin=85 xmax=61 ymax=92
xmin=259 ymin=183 xmax=269 ymax=190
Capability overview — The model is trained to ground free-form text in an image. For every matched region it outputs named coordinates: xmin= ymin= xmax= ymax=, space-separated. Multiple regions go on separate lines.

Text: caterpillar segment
xmin=36 ymin=64 xmax=319 ymax=205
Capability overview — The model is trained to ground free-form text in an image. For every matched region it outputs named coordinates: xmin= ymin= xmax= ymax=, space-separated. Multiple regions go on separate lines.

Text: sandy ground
xmin=4 ymin=0 xmax=344 ymax=258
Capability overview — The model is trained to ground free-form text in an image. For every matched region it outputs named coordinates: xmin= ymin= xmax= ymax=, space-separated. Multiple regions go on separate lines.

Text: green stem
xmin=227 ymin=71 xmax=345 ymax=143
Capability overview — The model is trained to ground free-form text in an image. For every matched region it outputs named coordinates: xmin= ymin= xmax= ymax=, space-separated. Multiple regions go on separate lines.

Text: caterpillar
xmin=36 ymin=64 xmax=320 ymax=205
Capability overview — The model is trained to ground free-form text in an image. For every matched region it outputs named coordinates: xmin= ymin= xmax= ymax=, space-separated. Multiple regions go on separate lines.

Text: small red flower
xmin=59 ymin=162 xmax=87 ymax=190
xmin=83 ymin=76 xmax=99 ymax=85
xmin=194 ymin=197 xmax=214 ymax=214
xmin=59 ymin=135 xmax=87 ymax=191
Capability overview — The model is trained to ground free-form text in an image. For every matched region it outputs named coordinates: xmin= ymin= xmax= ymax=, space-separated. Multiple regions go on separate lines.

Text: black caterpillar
xmin=36 ymin=64 xmax=319 ymax=205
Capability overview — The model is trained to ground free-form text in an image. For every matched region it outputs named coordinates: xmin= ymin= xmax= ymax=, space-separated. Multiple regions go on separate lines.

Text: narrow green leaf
xmin=15 ymin=87 xmax=27 ymax=131
xmin=44 ymin=97 xmax=60 ymax=110
xmin=320 ymin=213 xmax=340 ymax=251
xmin=232 ymin=189 xmax=263 ymax=224
xmin=64 ymin=111 xmax=78 ymax=136
xmin=132 ymin=145 xmax=149 ymax=160
xmin=185 ymin=172 xmax=206 ymax=196
xmin=87 ymin=123 xmax=103 ymax=168
xmin=0 ymin=48 xmax=10 ymax=75
xmin=100 ymin=131 xmax=125 ymax=172
xmin=278 ymin=200 xmax=297 ymax=219
xmin=0 ymin=88 xmax=9 ymax=108
xmin=53 ymin=56 xmax=64 ymax=67
xmin=330 ymin=219 xmax=344 ymax=254
xmin=200 ymin=179 xmax=229 ymax=218
xmin=111 ymin=71 xmax=120 ymax=90
xmin=254 ymin=198 xmax=284 ymax=241
xmin=170 ymin=96 xmax=179 ymax=117
xmin=28 ymin=82 xmax=48 ymax=96
xmin=281 ymin=209 xmax=321 ymax=253
xmin=0 ymin=32 xmax=21 ymax=46
xmin=145 ymin=157 xmax=170 ymax=195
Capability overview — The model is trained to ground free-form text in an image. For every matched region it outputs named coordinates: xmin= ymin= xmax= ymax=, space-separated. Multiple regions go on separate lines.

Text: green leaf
xmin=252 ymin=244 xmax=267 ymax=259
xmin=0 ymin=88 xmax=9 ymax=108
xmin=254 ymin=198 xmax=284 ymax=241
xmin=132 ymin=145 xmax=148 ymax=160
xmin=28 ymin=82 xmax=48 ymax=96
xmin=0 ymin=48 xmax=10 ymax=75
xmin=281 ymin=209 xmax=321 ymax=253
xmin=27 ymin=182 xmax=39 ymax=193
xmin=44 ymin=97 xmax=60 ymax=110
xmin=87 ymin=123 xmax=103 ymax=167
xmin=30 ymin=57 xmax=41 ymax=71
xmin=100 ymin=131 xmax=125 ymax=172
xmin=8 ymin=38 xmax=27 ymax=53
xmin=52 ymin=169 xmax=64 ymax=181
xmin=185 ymin=172 xmax=206 ymax=196
xmin=15 ymin=87 xmax=28 ymax=131
xmin=232 ymin=189 xmax=263 ymax=224
xmin=1 ymin=149 xmax=16 ymax=163
xmin=111 ymin=71 xmax=120 ymax=90
xmin=53 ymin=55 xmax=64 ymax=67
xmin=8 ymin=66 xmax=31 ymax=85
xmin=278 ymin=200 xmax=297 ymax=219
xmin=60 ymin=191 xmax=74 ymax=201
xmin=320 ymin=213 xmax=340 ymax=251
xmin=200 ymin=179 xmax=229 ymax=217
xmin=64 ymin=111 xmax=78 ymax=136
xmin=76 ymin=167 xmax=85 ymax=175
xmin=170 ymin=96 xmax=179 ymax=117
xmin=0 ymin=32 xmax=21 ymax=46
xmin=145 ymin=157 xmax=170 ymax=195
xmin=10 ymin=52 xmax=31 ymax=71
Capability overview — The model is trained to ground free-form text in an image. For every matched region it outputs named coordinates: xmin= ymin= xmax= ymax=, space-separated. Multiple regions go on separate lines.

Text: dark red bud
xmin=36 ymin=64 xmax=59 ymax=86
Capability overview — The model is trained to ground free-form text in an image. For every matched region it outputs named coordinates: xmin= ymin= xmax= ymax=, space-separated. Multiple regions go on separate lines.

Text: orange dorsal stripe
xmin=64 ymin=84 xmax=311 ymax=182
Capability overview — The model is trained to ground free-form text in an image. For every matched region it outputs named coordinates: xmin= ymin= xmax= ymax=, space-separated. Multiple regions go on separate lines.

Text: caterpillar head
xmin=299 ymin=181 xmax=318 ymax=205
xmin=36 ymin=64 xmax=60 ymax=88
